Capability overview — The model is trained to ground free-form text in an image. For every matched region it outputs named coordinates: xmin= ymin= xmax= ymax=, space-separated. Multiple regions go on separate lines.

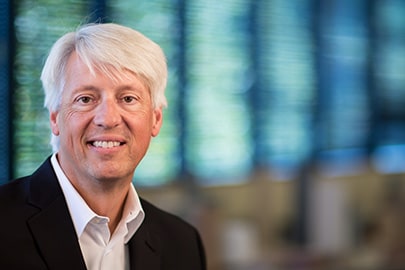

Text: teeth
xmin=92 ymin=141 xmax=121 ymax=148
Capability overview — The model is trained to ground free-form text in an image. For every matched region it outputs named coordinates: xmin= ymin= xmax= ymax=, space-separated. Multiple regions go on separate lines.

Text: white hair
xmin=40 ymin=23 xmax=168 ymax=152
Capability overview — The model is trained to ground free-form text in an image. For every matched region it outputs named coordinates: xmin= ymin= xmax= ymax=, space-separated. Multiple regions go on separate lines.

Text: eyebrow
xmin=72 ymin=85 xmax=99 ymax=93
xmin=116 ymin=84 xmax=144 ymax=91
xmin=72 ymin=84 xmax=146 ymax=95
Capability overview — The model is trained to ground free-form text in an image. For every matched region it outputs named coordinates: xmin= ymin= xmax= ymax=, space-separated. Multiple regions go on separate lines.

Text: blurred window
xmin=9 ymin=0 xmax=405 ymax=186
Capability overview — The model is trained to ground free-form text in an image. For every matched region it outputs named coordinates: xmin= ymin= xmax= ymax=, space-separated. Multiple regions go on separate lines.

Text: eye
xmin=122 ymin=96 xmax=137 ymax=104
xmin=77 ymin=96 xmax=93 ymax=104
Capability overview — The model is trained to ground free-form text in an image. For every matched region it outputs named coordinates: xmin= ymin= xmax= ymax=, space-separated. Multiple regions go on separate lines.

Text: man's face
xmin=50 ymin=52 xmax=163 ymax=184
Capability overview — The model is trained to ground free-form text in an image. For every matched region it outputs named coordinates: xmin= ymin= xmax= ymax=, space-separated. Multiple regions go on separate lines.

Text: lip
xmin=86 ymin=135 xmax=127 ymax=149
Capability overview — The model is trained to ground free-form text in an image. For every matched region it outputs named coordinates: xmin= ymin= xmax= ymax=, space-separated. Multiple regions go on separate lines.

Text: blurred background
xmin=1 ymin=0 xmax=405 ymax=269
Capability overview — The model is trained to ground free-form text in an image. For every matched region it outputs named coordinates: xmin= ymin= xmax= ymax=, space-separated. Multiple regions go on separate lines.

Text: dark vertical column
xmin=366 ymin=0 xmax=378 ymax=155
xmin=248 ymin=0 xmax=261 ymax=168
xmin=88 ymin=0 xmax=108 ymax=23
xmin=0 ymin=0 xmax=13 ymax=184
xmin=176 ymin=0 xmax=188 ymax=177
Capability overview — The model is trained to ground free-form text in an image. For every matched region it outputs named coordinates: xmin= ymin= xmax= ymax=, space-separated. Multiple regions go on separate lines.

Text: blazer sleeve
xmin=128 ymin=198 xmax=207 ymax=270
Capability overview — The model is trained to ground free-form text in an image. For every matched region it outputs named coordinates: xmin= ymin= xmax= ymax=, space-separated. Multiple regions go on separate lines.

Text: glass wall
xmin=8 ymin=0 xmax=405 ymax=185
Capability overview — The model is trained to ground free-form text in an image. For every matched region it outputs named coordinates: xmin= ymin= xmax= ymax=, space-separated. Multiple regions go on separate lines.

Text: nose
xmin=93 ymin=98 xmax=122 ymax=128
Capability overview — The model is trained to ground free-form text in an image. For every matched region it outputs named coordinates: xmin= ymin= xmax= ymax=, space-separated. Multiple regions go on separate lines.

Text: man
xmin=0 ymin=23 xmax=206 ymax=270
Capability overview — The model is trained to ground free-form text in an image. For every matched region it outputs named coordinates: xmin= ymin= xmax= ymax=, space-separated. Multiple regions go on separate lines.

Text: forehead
xmin=64 ymin=52 xmax=148 ymax=92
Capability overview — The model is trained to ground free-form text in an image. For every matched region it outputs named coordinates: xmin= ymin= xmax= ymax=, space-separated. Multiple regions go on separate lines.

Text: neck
xmin=76 ymin=180 xmax=131 ymax=233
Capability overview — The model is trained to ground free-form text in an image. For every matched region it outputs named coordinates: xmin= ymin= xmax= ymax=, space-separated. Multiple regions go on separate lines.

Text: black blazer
xmin=0 ymin=157 xmax=206 ymax=270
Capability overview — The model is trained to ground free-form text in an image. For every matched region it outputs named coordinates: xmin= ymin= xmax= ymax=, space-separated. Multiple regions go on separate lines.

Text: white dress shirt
xmin=51 ymin=154 xmax=145 ymax=270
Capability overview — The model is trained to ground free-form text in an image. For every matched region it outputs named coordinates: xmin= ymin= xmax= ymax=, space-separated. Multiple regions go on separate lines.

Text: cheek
xmin=128 ymin=115 xmax=154 ymax=139
xmin=56 ymin=109 xmax=88 ymax=136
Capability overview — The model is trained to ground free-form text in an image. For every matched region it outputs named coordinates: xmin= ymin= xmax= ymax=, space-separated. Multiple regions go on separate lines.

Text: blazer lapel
xmin=27 ymin=158 xmax=87 ymax=270
xmin=128 ymin=221 xmax=161 ymax=270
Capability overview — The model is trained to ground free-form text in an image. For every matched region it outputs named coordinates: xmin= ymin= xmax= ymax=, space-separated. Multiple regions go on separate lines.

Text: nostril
xmin=93 ymin=104 xmax=122 ymax=128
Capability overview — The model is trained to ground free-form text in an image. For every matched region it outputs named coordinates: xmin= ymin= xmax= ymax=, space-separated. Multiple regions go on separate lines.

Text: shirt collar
xmin=50 ymin=153 xmax=144 ymax=241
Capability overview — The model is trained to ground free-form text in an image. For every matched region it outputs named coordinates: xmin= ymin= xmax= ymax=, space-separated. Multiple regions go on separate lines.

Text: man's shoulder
xmin=0 ymin=176 xmax=31 ymax=201
xmin=140 ymin=198 xmax=197 ymax=233
xmin=0 ymin=157 xmax=56 ymax=207
xmin=0 ymin=176 xmax=41 ymax=226
xmin=137 ymin=198 xmax=206 ymax=269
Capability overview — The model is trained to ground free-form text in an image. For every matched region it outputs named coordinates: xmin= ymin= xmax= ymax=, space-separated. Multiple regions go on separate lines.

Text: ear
xmin=151 ymin=107 xmax=163 ymax=137
xmin=50 ymin=111 xmax=60 ymax=136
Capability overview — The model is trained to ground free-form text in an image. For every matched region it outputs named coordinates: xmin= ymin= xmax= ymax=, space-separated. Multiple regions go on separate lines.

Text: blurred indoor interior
xmin=1 ymin=0 xmax=405 ymax=269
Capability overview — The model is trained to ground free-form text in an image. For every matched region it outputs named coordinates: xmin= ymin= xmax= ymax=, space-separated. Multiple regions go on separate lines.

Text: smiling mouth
xmin=91 ymin=141 xmax=124 ymax=148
